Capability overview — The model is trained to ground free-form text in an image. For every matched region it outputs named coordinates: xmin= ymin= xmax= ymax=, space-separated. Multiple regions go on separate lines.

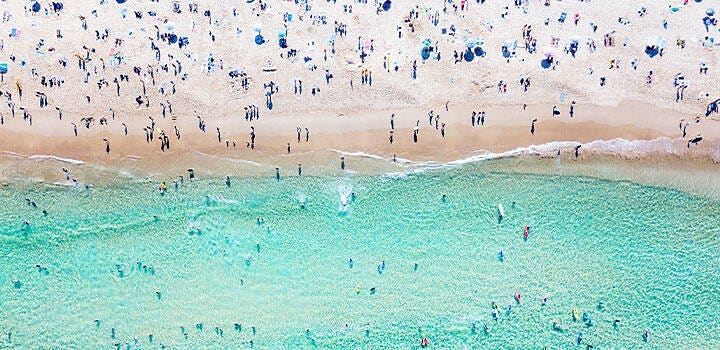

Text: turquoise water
xmin=1 ymin=167 xmax=719 ymax=349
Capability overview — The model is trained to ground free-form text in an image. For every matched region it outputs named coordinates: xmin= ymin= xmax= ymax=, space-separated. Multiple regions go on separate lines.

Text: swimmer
xmin=340 ymin=156 xmax=345 ymax=170
xmin=413 ymin=262 xmax=418 ymax=271
xmin=349 ymin=258 xmax=353 ymax=268
xmin=226 ymin=176 xmax=231 ymax=187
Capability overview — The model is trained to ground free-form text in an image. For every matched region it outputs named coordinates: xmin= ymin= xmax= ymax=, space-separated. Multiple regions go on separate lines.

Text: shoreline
xmin=2 ymin=100 xmax=720 ymax=192
xmin=3 ymin=137 xmax=719 ymax=201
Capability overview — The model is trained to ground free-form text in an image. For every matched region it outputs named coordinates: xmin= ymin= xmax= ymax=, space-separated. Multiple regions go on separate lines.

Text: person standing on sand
xmin=287 ymin=143 xmax=291 ymax=154
xmin=102 ymin=138 xmax=110 ymax=154
xmin=531 ymin=118 xmax=537 ymax=135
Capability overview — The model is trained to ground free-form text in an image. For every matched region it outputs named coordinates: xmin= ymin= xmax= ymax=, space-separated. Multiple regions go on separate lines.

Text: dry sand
xmin=0 ymin=0 xmax=719 ymax=186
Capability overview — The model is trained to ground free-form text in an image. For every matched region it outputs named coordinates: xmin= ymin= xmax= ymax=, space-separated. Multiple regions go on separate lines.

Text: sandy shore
xmin=1 ymin=0 xmax=719 ymax=190
xmin=2 ymin=99 xmax=719 ymax=198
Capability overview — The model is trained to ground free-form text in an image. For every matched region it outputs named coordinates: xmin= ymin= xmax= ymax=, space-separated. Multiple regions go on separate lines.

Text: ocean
xmin=1 ymin=165 xmax=719 ymax=348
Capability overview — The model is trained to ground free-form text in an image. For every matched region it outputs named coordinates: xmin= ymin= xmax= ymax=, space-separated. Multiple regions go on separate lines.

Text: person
xmin=340 ymin=157 xmax=345 ymax=170
xmin=531 ymin=118 xmax=537 ymax=135
xmin=275 ymin=167 xmax=280 ymax=181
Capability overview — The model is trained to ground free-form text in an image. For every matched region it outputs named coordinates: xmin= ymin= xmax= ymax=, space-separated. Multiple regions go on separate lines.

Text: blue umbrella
xmin=540 ymin=59 xmax=552 ymax=69
xmin=168 ymin=34 xmax=178 ymax=44
xmin=0 ymin=63 xmax=8 ymax=74
xmin=116 ymin=0 xmax=127 ymax=3
xmin=463 ymin=49 xmax=474 ymax=62
xmin=279 ymin=37 xmax=287 ymax=48
xmin=382 ymin=0 xmax=391 ymax=11
xmin=420 ymin=47 xmax=430 ymax=60
xmin=474 ymin=47 xmax=486 ymax=57
xmin=255 ymin=34 xmax=265 ymax=45
xmin=32 ymin=2 xmax=41 ymax=12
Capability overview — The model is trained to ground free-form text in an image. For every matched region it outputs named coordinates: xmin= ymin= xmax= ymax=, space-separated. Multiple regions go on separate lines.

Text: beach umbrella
xmin=420 ymin=47 xmax=430 ymax=60
xmin=116 ymin=0 xmax=126 ymax=3
xmin=168 ymin=34 xmax=178 ymax=44
xmin=279 ymin=37 xmax=287 ymax=48
xmin=707 ymin=8 xmax=715 ymax=16
xmin=464 ymin=49 xmax=474 ymax=62
xmin=0 ymin=63 xmax=8 ymax=74
xmin=32 ymin=2 xmax=41 ymax=12
xmin=382 ymin=0 xmax=391 ymax=11
xmin=255 ymin=34 xmax=265 ymax=45
xmin=540 ymin=58 xmax=552 ymax=69
xmin=473 ymin=46 xmax=485 ymax=57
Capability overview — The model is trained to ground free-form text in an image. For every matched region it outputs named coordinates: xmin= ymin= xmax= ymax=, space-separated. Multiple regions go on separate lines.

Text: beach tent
xmin=0 ymin=63 xmax=8 ymax=74
xmin=32 ymin=2 xmax=41 ymax=12
xmin=645 ymin=46 xmax=660 ymax=58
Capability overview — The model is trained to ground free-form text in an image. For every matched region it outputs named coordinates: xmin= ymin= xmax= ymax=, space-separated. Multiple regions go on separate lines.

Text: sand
xmin=0 ymin=0 xmax=719 ymax=185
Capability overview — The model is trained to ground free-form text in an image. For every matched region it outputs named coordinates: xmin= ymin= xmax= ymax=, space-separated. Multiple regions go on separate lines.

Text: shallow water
xmin=1 ymin=166 xmax=719 ymax=348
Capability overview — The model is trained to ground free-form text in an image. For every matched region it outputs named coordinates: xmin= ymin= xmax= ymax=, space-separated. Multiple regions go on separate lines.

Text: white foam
xmin=193 ymin=151 xmax=261 ymax=166
xmin=380 ymin=137 xmax=686 ymax=177
xmin=331 ymin=148 xmax=388 ymax=161
xmin=28 ymin=155 xmax=85 ymax=165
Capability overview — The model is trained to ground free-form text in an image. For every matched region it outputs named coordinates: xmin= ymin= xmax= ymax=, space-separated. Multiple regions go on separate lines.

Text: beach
xmin=2 ymin=0 xmax=720 ymax=348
